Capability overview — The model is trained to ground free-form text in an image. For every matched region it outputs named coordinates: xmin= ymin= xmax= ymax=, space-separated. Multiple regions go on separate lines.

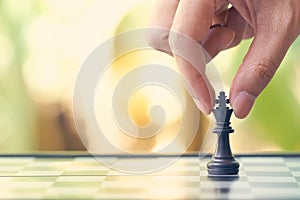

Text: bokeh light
xmin=0 ymin=0 xmax=299 ymax=152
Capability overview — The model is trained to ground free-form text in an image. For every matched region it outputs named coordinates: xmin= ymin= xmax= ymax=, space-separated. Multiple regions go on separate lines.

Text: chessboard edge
xmin=0 ymin=151 xmax=299 ymax=158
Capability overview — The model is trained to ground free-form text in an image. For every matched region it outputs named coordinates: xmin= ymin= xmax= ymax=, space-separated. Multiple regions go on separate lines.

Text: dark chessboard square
xmin=241 ymin=162 xmax=285 ymax=167
xmin=242 ymin=166 xmax=290 ymax=173
xmin=22 ymin=166 xmax=66 ymax=171
xmin=250 ymin=182 xmax=299 ymax=188
xmin=62 ymin=170 xmax=108 ymax=176
xmin=154 ymin=170 xmax=199 ymax=176
xmin=289 ymin=167 xmax=300 ymax=171
xmin=35 ymin=157 xmax=72 ymax=161
xmin=53 ymin=181 xmax=102 ymax=187
xmin=284 ymin=157 xmax=300 ymax=162
xmin=252 ymin=188 xmax=300 ymax=200
xmin=97 ymin=187 xmax=147 ymax=194
xmin=10 ymin=177 xmax=57 ymax=182
xmin=200 ymin=176 xmax=247 ymax=182
xmin=200 ymin=187 xmax=252 ymax=194
xmin=198 ymin=192 xmax=253 ymax=200
xmin=15 ymin=170 xmax=62 ymax=177
xmin=151 ymin=175 xmax=199 ymax=183
xmin=154 ymin=181 xmax=199 ymax=188
xmin=240 ymin=157 xmax=285 ymax=165
xmin=45 ymin=189 xmax=97 ymax=199
xmin=246 ymin=171 xmax=292 ymax=177
xmin=104 ymin=175 xmax=151 ymax=182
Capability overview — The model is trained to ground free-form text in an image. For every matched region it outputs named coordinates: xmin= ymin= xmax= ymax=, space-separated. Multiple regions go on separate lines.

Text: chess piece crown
xmin=212 ymin=91 xmax=234 ymax=134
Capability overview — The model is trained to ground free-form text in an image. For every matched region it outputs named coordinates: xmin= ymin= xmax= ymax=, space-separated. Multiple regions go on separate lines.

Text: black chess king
xmin=207 ymin=91 xmax=240 ymax=175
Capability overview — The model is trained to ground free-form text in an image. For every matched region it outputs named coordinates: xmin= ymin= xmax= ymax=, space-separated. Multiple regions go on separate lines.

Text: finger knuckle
xmin=146 ymin=29 xmax=170 ymax=51
xmin=251 ymin=59 xmax=277 ymax=86
xmin=168 ymin=31 xmax=184 ymax=50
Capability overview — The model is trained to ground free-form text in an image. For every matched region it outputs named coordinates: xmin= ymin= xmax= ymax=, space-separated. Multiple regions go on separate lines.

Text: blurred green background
xmin=0 ymin=0 xmax=299 ymax=153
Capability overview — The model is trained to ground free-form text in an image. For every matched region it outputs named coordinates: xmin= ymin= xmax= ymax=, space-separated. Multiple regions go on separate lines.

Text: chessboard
xmin=0 ymin=153 xmax=299 ymax=199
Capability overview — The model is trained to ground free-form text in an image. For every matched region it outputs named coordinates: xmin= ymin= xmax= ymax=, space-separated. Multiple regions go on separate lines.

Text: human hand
xmin=147 ymin=0 xmax=300 ymax=118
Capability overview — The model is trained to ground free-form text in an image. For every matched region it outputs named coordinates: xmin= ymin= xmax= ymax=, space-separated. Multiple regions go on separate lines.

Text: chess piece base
xmin=207 ymin=156 xmax=240 ymax=175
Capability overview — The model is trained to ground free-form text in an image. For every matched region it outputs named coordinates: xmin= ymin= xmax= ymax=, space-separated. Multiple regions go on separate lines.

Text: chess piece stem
xmin=215 ymin=132 xmax=232 ymax=158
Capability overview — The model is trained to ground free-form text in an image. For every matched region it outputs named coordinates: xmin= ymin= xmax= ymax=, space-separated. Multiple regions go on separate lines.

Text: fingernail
xmin=193 ymin=98 xmax=210 ymax=115
xmin=232 ymin=91 xmax=256 ymax=118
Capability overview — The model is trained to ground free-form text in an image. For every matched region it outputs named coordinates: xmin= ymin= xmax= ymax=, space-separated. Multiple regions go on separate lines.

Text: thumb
xmin=229 ymin=32 xmax=294 ymax=119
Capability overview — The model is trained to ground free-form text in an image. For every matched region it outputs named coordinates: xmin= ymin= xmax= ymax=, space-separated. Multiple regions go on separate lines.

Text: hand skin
xmin=147 ymin=0 xmax=300 ymax=118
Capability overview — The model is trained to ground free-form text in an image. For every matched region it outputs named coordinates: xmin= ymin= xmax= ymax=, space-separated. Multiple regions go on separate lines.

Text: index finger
xmin=169 ymin=0 xmax=226 ymax=114
xmin=147 ymin=0 xmax=179 ymax=55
